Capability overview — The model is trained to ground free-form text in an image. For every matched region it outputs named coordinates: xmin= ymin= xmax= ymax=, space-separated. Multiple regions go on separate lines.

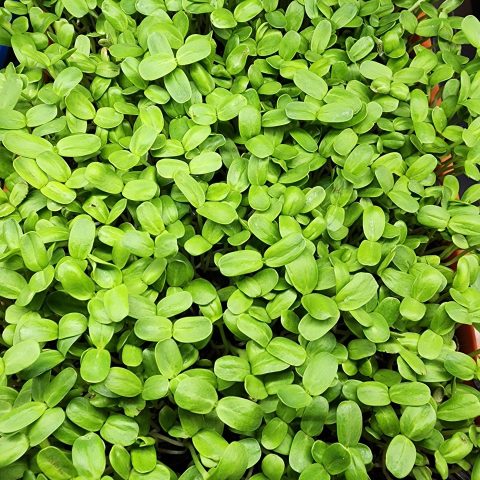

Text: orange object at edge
xmin=414 ymin=11 xmax=480 ymax=416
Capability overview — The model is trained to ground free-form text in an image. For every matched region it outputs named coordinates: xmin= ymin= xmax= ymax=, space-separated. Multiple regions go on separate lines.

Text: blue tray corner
xmin=0 ymin=46 xmax=10 ymax=68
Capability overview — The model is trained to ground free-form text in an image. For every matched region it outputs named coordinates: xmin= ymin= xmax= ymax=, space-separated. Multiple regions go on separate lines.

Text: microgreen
xmin=0 ymin=0 xmax=480 ymax=479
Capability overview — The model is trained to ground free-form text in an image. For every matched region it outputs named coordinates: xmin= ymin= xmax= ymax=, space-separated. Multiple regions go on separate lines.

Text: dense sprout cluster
xmin=0 ymin=0 xmax=480 ymax=479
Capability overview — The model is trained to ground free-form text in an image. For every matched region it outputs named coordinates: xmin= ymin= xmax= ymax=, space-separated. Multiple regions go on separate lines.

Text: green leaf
xmin=66 ymin=397 xmax=107 ymax=432
xmin=444 ymin=351 xmax=477 ymax=380
xmin=234 ymin=0 xmax=263 ymax=22
xmin=245 ymin=135 xmax=275 ymax=158
xmin=196 ymin=201 xmax=238 ymax=225
xmin=105 ymin=368 xmax=143 ymax=397
xmin=189 ymin=151 xmax=222 ymax=175
xmin=62 ymin=0 xmax=89 ymax=17
xmin=285 ymin=251 xmax=318 ymax=295
xmin=411 ymin=266 xmax=444 ymax=302
xmin=357 ymin=382 xmax=390 ymax=407
xmin=100 ymin=415 xmax=139 ymax=446
xmin=165 ymin=68 xmax=192 ymax=104
xmin=183 ymin=125 xmax=211 ymax=151
xmin=311 ymin=19 xmax=332 ymax=54
xmin=209 ymin=442 xmax=249 ymax=480
xmin=85 ymin=162 xmax=123 ymax=194
xmin=278 ymin=384 xmax=311 ymax=408
xmin=214 ymin=356 xmax=250 ymax=382
xmin=123 ymin=179 xmax=158 ymax=201
xmin=174 ymin=377 xmax=218 ymax=414
xmin=337 ymin=401 xmax=362 ymax=447
xmin=0 ymin=433 xmax=29 ymax=468
xmin=303 ymin=352 xmax=338 ymax=396
xmin=302 ymin=293 xmax=339 ymax=320
xmin=173 ymin=316 xmax=213 ymax=343
xmin=157 ymin=291 xmax=192 ymax=317
xmin=462 ymin=15 xmax=480 ymax=48
xmin=266 ymin=337 xmax=306 ymax=366
xmin=211 ymin=8 xmax=237 ymax=29
xmin=37 ymin=446 xmax=78 ymax=480
xmin=41 ymin=181 xmax=76 ymax=204
xmin=385 ymin=435 xmax=416 ymax=479
xmin=348 ymin=36 xmax=375 ymax=62
xmin=174 ymin=171 xmax=205 ymax=208
xmin=410 ymin=89 xmax=428 ymax=123
xmin=238 ymin=105 xmax=261 ymax=140
xmin=176 ymin=36 xmax=211 ymax=65
xmin=0 ymin=402 xmax=47 ymax=434
xmin=142 ymin=375 xmax=170 ymax=401
xmin=80 ymin=348 xmax=111 ymax=383
xmin=135 ymin=316 xmax=172 ymax=342
xmin=56 ymin=134 xmax=101 ymax=157
xmin=26 ymin=104 xmax=57 ymax=128
xmin=44 ymin=368 xmax=78 ymax=407
xmin=0 ymin=268 xmax=28 ymax=299
xmin=323 ymin=443 xmax=351 ymax=475
xmin=102 ymin=0 xmax=129 ymax=31
xmin=130 ymin=125 xmax=157 ymax=157
xmin=53 ymin=67 xmax=83 ymax=96
xmin=66 ymin=90 xmax=95 ymax=120
xmin=68 ymin=215 xmax=95 ymax=260
xmin=104 ymin=284 xmax=129 ymax=322
xmin=216 ymin=397 xmax=263 ymax=432
xmin=261 ymin=417 xmax=288 ymax=450
xmin=3 ymin=340 xmax=40 ymax=375
xmin=289 ymin=431 xmax=314 ymax=473
xmin=3 ymin=131 xmax=53 ymax=158
xmin=248 ymin=214 xmax=281 ymax=245
xmin=449 ymin=214 xmax=480 ymax=236
xmin=139 ymin=53 xmax=176 ymax=81
xmin=218 ymin=250 xmax=263 ymax=276
xmin=335 ymin=273 xmax=378 ymax=311
xmin=264 ymin=234 xmax=306 ymax=267
xmin=437 ymin=393 xmax=480 ymax=421
xmin=360 ymin=61 xmax=393 ymax=80
xmin=155 ymin=339 xmax=183 ymax=379
xmin=293 ymin=70 xmax=328 ymax=100
xmin=28 ymin=408 xmax=66 ymax=447
xmin=363 ymin=205 xmax=385 ymax=241
xmin=72 ymin=433 xmax=106 ymax=479
xmin=389 ymin=382 xmax=431 ymax=406
xmin=399 ymin=404 xmax=436 ymax=441
xmin=317 ymin=104 xmax=354 ymax=123
xmin=387 ymin=191 xmax=419 ymax=213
